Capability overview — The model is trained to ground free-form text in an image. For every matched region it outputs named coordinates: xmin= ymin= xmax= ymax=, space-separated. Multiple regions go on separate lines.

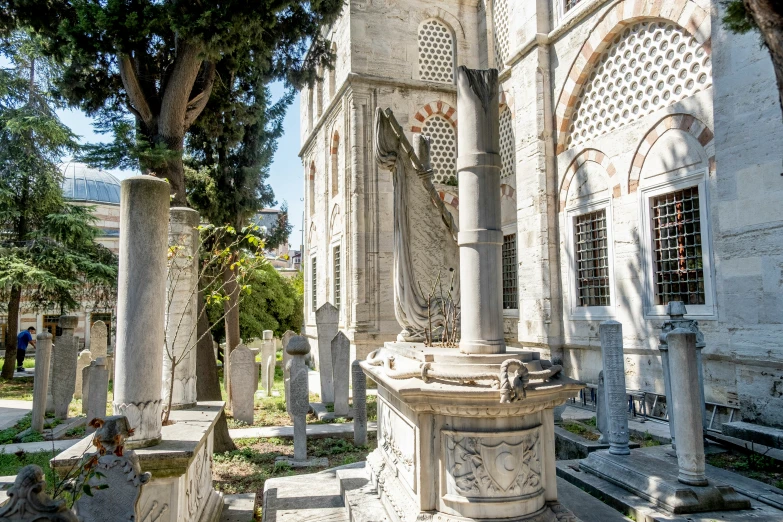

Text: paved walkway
xmin=0 ymin=438 xmax=78 ymax=455
xmin=561 ymin=404 xmax=672 ymax=442
xmin=0 ymin=399 xmax=32 ymax=430
xmin=230 ymin=421 xmax=376 ymax=440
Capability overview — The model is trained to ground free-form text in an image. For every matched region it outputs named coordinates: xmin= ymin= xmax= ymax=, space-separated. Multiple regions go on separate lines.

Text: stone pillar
xmin=90 ymin=320 xmax=108 ymax=359
xmin=230 ymin=344 xmax=255 ymax=425
xmin=114 ymin=175 xmax=170 ymax=448
xmin=596 ymin=370 xmax=607 ymax=444
xmin=287 ymin=336 xmax=311 ymax=461
xmin=455 ymin=66 xmax=504 ymax=355
xmin=331 ymin=332 xmax=350 ymax=416
xmin=31 ymin=332 xmax=52 ymax=433
xmin=81 ymin=364 xmax=91 ymax=414
xmin=75 ymin=350 xmax=92 ymax=401
xmin=163 ymin=207 xmax=200 ymax=410
xmin=315 ymin=303 xmax=338 ymax=402
xmin=261 ymin=330 xmax=275 ymax=396
xmin=52 ymin=316 xmax=79 ymax=420
xmin=85 ymin=358 xmax=109 ymax=433
xmin=352 ymin=360 xmax=367 ymax=446
xmin=599 ymin=320 xmax=630 ymax=455
xmin=282 ymin=330 xmax=295 ymax=414
xmin=667 ymin=329 xmax=708 ymax=486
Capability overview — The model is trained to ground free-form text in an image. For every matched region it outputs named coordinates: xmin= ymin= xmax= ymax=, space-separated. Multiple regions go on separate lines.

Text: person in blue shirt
xmin=16 ymin=326 xmax=36 ymax=372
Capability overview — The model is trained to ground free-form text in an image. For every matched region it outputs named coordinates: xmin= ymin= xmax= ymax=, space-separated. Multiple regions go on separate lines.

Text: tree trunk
xmin=222 ymin=263 xmax=241 ymax=409
xmin=196 ymin=289 xmax=221 ymax=401
xmin=2 ymin=287 xmax=22 ymax=379
xmin=745 ymin=0 xmax=783 ymax=116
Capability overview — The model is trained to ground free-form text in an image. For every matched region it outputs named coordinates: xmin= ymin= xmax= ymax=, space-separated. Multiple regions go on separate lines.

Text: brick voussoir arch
xmin=411 ymin=101 xmax=457 ymax=133
xmin=628 ymin=113 xmax=715 ymax=193
xmin=553 ymin=0 xmax=712 ymax=154
xmin=559 ymin=148 xmax=619 ymax=212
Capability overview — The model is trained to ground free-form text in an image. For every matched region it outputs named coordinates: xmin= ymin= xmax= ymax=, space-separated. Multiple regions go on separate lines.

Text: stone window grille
xmin=418 ymin=19 xmax=455 ymax=84
xmin=574 ymin=209 xmax=611 ymax=307
xmin=650 ymin=186 xmax=705 ymax=306
xmin=502 ymin=234 xmax=518 ymax=310
xmin=568 ymin=21 xmax=712 ymax=149
xmin=331 ymin=135 xmax=339 ymax=197
xmin=421 ymin=115 xmax=457 ymax=184
xmin=499 ymin=106 xmax=515 ymax=179
xmin=492 ymin=0 xmax=510 ymax=68
xmin=311 ymin=257 xmax=317 ymax=312
xmin=564 ymin=0 xmax=585 ymax=12
xmin=333 ymin=245 xmax=341 ymax=311
xmin=309 ymin=163 xmax=316 ymax=216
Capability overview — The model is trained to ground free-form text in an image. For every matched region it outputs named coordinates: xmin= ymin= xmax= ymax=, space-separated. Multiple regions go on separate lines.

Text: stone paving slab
xmin=722 ymin=421 xmax=783 ymax=449
xmin=557 ymin=475 xmax=633 ymax=522
xmin=562 ymin=404 xmax=672 ymax=443
xmin=0 ymin=399 xmax=32 ymax=430
xmin=221 ymin=492 xmax=256 ymax=522
xmin=229 ymin=421 xmax=376 ymax=441
xmin=0 ymin=438 xmax=78 ymax=455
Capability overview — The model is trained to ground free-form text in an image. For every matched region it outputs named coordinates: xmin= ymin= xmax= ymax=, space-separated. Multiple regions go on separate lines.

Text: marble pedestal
xmin=360 ymin=342 xmax=583 ymax=522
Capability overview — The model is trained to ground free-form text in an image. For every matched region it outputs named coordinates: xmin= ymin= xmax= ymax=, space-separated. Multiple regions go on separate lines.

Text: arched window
xmin=568 ymin=21 xmax=711 ymax=149
xmin=418 ymin=19 xmax=455 ymax=84
xmin=499 ymin=105 xmax=515 ymax=179
xmin=331 ymin=131 xmax=340 ymax=197
xmin=421 ymin=115 xmax=457 ymax=184
xmin=309 ymin=162 xmax=316 ymax=215
xmin=492 ymin=0 xmax=510 ymax=68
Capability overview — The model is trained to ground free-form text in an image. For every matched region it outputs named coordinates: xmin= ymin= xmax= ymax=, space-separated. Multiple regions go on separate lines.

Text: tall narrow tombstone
xmin=667 ymin=329 xmax=708 ymax=486
xmin=74 ymin=350 xmax=92 ymax=401
xmin=456 ymin=66 xmax=505 ymax=355
xmin=85 ymin=358 xmax=109 ymax=433
xmin=81 ymin=363 xmax=91 ymax=414
xmin=352 ymin=360 xmax=367 ymax=446
xmin=52 ymin=316 xmax=79 ymax=420
xmin=282 ymin=330 xmax=296 ymax=415
xmin=596 ymin=371 xmax=607 ymax=443
xmin=315 ymin=303 xmax=338 ymax=403
xmin=113 ymin=175 xmax=170 ymax=448
xmin=287 ymin=336 xmax=311 ymax=462
xmin=90 ymin=320 xmax=108 ymax=359
xmin=30 ymin=332 xmax=53 ymax=433
xmin=600 ymin=320 xmax=630 ymax=455
xmin=163 ymin=207 xmax=200 ymax=410
xmin=230 ymin=344 xmax=255 ymax=425
xmin=331 ymin=332 xmax=350 ymax=416
xmin=261 ymin=330 xmax=276 ymax=396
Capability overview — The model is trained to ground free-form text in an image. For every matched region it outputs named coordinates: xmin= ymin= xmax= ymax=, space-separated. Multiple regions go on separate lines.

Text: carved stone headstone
xmin=596 ymin=370 xmax=608 ymax=444
xmin=85 ymin=357 xmax=109 ymax=433
xmin=352 ymin=360 xmax=367 ymax=446
xmin=230 ymin=344 xmax=255 ymax=425
xmin=52 ymin=316 xmax=79 ymax=420
xmin=75 ymin=350 xmax=92 ymax=401
xmin=282 ymin=330 xmax=295 ymax=415
xmin=31 ymin=332 xmax=53 ymax=433
xmin=81 ymin=364 xmax=90 ymax=415
xmin=287 ymin=336 xmax=311 ymax=462
xmin=315 ymin=303 xmax=338 ymax=403
xmin=90 ymin=320 xmax=108 ymax=359
xmin=0 ymin=465 xmax=78 ymax=521
xmin=599 ymin=320 xmax=629 ymax=455
xmin=331 ymin=332 xmax=350 ymax=416
xmin=261 ymin=329 xmax=276 ymax=396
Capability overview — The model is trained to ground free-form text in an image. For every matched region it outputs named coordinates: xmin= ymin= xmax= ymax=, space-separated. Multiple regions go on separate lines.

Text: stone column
xmin=282 ymin=330 xmax=295 ymax=413
xmin=331 ymin=332 xmax=350 ymax=416
xmin=596 ymin=370 xmax=607 ymax=444
xmin=287 ymin=336 xmax=311 ymax=461
xmin=261 ymin=330 xmax=275 ymax=396
xmin=114 ymin=175 xmax=170 ymax=448
xmin=315 ymin=303 xmax=338 ymax=402
xmin=352 ymin=360 xmax=367 ymax=446
xmin=163 ymin=207 xmax=200 ymax=410
xmin=667 ymin=329 xmax=708 ymax=486
xmin=52 ymin=316 xmax=79 ymax=420
xmin=455 ymin=66 xmax=504 ymax=355
xmin=229 ymin=344 xmax=255 ymax=425
xmin=85 ymin=358 xmax=109 ymax=433
xmin=31 ymin=332 xmax=52 ymax=433
xmin=599 ymin=320 xmax=630 ymax=455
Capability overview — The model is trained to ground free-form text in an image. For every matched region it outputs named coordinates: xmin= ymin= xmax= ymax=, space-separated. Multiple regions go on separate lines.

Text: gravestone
xmin=74 ymin=350 xmax=92 ymax=401
xmin=315 ymin=303 xmax=338 ymax=403
xmin=30 ymin=332 xmax=53 ymax=433
xmin=0 ymin=465 xmax=79 ymax=521
xmin=90 ymin=320 xmax=108 ymax=359
xmin=230 ymin=344 xmax=255 ymax=425
xmin=600 ymin=320 xmax=629 ymax=455
xmin=282 ymin=330 xmax=295 ymax=415
xmin=261 ymin=330 xmax=275 ymax=396
xmin=85 ymin=357 xmax=109 ymax=433
xmin=596 ymin=370 xmax=607 ymax=444
xmin=81 ymin=364 xmax=90 ymax=415
xmin=331 ymin=332 xmax=350 ymax=416
xmin=352 ymin=359 xmax=367 ymax=446
xmin=52 ymin=316 xmax=79 ymax=420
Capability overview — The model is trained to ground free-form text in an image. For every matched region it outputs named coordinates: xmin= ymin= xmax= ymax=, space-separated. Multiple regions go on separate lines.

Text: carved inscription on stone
xmin=378 ymin=397 xmax=417 ymax=492
xmin=442 ymin=427 xmax=543 ymax=501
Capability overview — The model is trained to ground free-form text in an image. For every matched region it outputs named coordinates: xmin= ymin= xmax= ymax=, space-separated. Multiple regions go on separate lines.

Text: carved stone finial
xmin=0 ymin=465 xmax=78 ymax=521
xmin=89 ymin=415 xmax=135 ymax=456
xmin=457 ymin=66 xmax=498 ymax=112
xmin=286 ymin=335 xmax=311 ymax=356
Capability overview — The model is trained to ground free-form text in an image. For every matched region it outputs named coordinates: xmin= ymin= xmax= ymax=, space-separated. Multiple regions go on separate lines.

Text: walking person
xmin=16 ymin=326 xmax=36 ymax=372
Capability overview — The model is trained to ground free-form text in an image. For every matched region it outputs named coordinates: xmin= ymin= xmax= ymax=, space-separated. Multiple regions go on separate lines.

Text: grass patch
xmin=631 ymin=431 xmax=660 ymax=448
xmin=22 ymin=358 xmax=35 ymax=369
xmin=0 ymin=376 xmax=34 ymax=401
xmin=0 ymin=413 xmax=62 ymax=444
xmin=707 ymin=451 xmax=783 ymax=489
xmin=212 ymin=433 xmax=377 ymax=496
xmin=583 ymin=416 xmax=597 ymax=427
xmin=0 ymin=450 xmax=56 ymax=480
xmin=562 ymin=421 xmax=600 ymax=441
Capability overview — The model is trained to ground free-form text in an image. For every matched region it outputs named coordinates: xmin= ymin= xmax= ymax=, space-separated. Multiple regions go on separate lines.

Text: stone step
xmin=221 ymin=492 xmax=256 ymax=522
xmin=722 ymin=421 xmax=783 ymax=450
xmin=337 ymin=464 xmax=390 ymax=522
xmin=556 ymin=475 xmax=634 ymax=522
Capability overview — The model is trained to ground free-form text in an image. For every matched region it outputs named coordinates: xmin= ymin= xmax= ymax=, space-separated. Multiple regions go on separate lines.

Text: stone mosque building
xmin=300 ymin=0 xmax=783 ymax=428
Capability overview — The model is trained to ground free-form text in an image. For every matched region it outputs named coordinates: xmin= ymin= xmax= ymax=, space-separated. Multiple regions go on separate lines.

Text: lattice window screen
xmin=575 ymin=210 xmax=610 ymax=307
xmin=502 ymin=234 xmax=518 ymax=309
xmin=492 ymin=0 xmax=510 ymax=68
xmin=568 ymin=21 xmax=711 ymax=149
xmin=422 ymin=115 xmax=457 ymax=184
xmin=499 ymin=106 xmax=515 ymax=179
xmin=311 ymin=257 xmax=317 ymax=311
xmin=419 ymin=20 xmax=455 ymax=83
xmin=333 ymin=245 xmax=341 ymax=311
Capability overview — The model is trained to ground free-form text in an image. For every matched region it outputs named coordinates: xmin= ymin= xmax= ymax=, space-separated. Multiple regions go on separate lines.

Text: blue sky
xmin=57 ymin=82 xmax=305 ymax=250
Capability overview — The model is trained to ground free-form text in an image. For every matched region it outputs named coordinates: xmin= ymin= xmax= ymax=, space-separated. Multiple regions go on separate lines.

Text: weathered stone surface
xmin=52 ymin=316 xmax=79 ymax=420
xmin=596 ymin=371 xmax=607 ymax=444
xmin=352 ymin=360 xmax=367 ymax=446
xmin=282 ymin=330 xmax=295 ymax=415
xmin=85 ymin=358 xmax=109 ymax=433
xmin=722 ymin=421 xmax=783 ymax=449
xmin=230 ymin=344 xmax=256 ymax=425
xmin=90 ymin=320 xmax=108 ymax=359
xmin=261 ymin=329 xmax=275 ymax=396
xmin=287 ymin=335 xmax=311 ymax=462
xmin=600 ymin=320 xmax=629 ymax=455
xmin=315 ymin=303 xmax=338 ymax=403
xmin=74 ymin=350 xmax=91 ymax=402
xmin=31 ymin=332 xmax=52 ymax=433
xmin=0 ymin=465 xmax=78 ymax=521
xmin=331 ymin=332 xmax=350 ymax=416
